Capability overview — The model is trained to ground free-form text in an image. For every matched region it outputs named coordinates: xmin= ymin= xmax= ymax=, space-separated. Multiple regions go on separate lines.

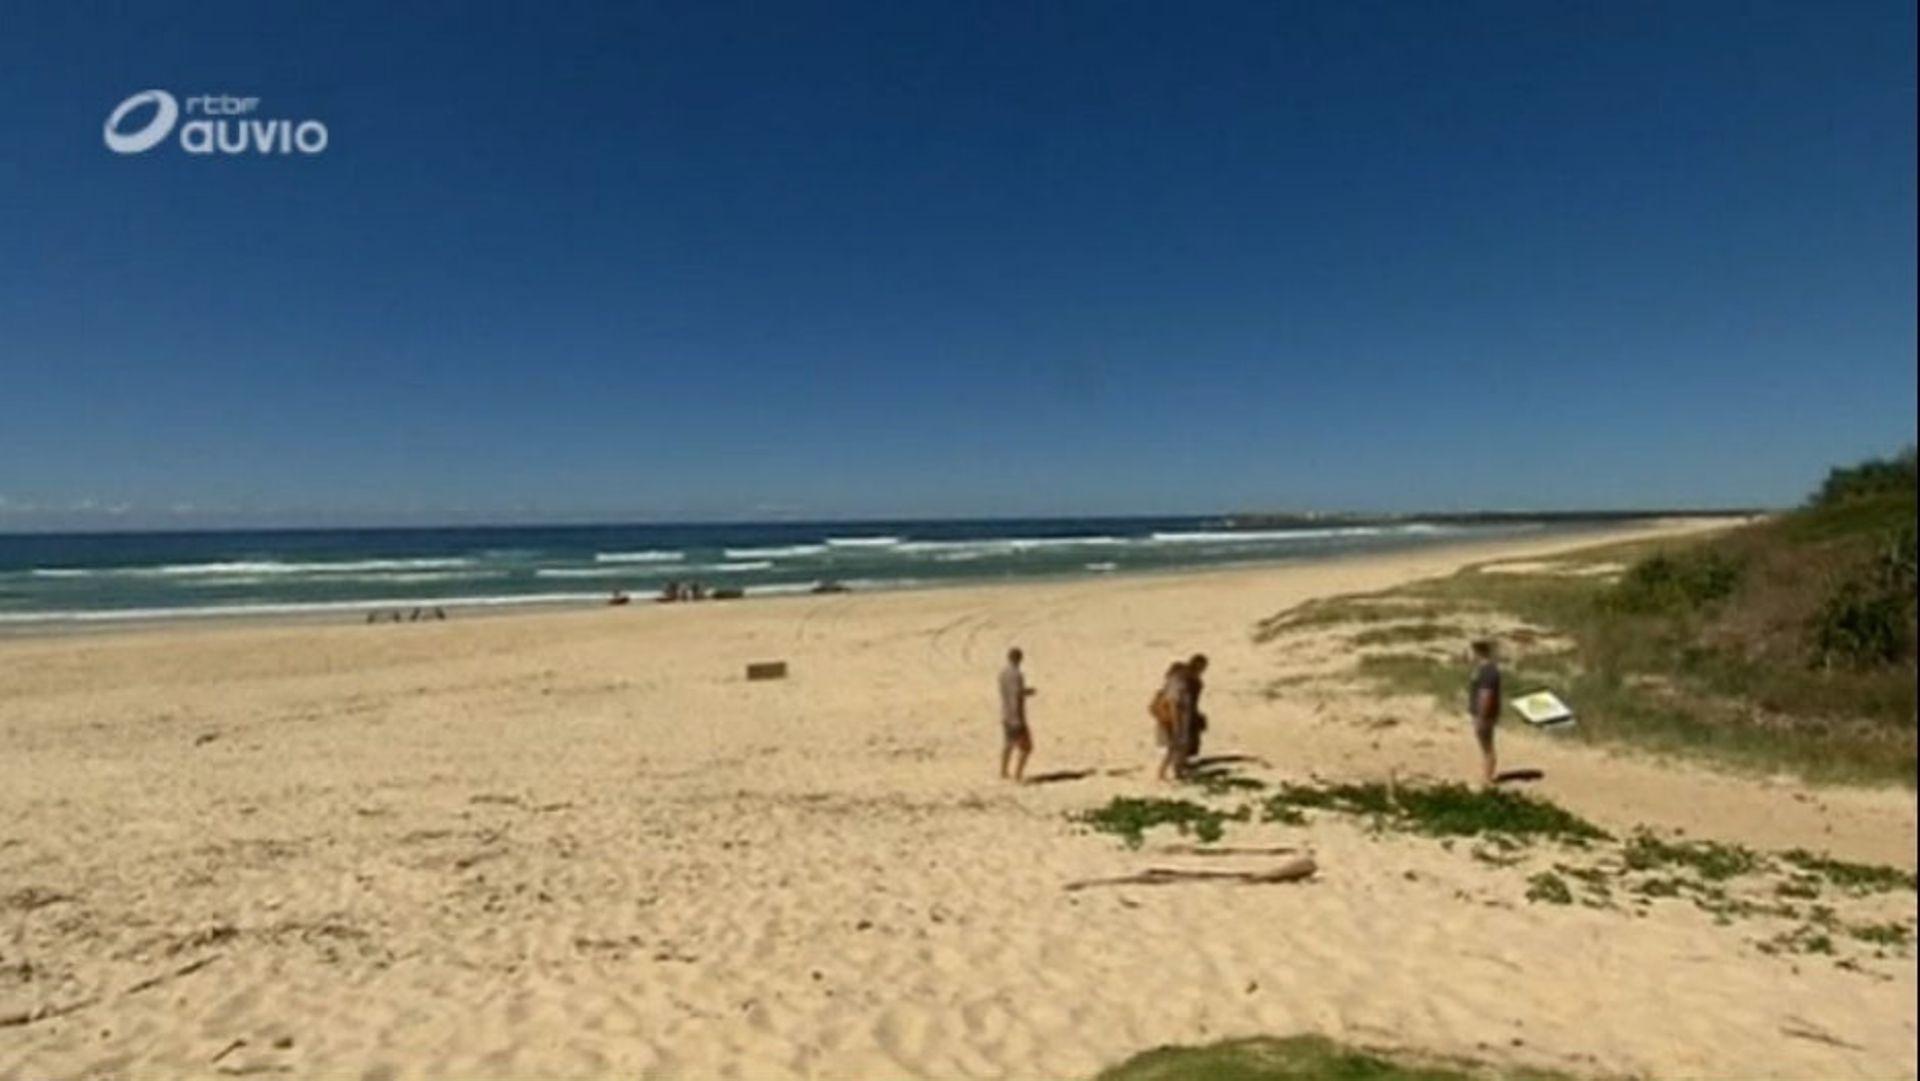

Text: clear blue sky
xmin=1 ymin=0 xmax=1913 ymax=529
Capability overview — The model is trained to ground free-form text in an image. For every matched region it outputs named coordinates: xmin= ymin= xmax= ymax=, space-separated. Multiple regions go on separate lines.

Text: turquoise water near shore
xmin=0 ymin=517 xmax=1556 ymax=625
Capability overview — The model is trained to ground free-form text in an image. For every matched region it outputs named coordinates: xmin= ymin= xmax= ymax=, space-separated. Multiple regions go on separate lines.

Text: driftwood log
xmin=1156 ymin=844 xmax=1300 ymax=857
xmin=1064 ymin=856 xmax=1317 ymax=891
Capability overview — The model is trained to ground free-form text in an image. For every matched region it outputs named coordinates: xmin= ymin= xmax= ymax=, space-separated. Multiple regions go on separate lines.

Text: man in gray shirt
xmin=998 ymin=647 xmax=1036 ymax=781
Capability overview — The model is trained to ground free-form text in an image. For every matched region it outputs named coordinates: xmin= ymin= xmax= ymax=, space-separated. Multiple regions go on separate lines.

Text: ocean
xmin=0 ymin=517 xmax=1555 ymax=627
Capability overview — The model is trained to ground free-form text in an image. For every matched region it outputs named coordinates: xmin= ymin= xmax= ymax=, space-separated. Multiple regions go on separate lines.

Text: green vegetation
xmin=1780 ymin=849 xmax=1919 ymax=894
xmin=1185 ymin=767 xmax=1269 ymax=797
xmin=1525 ymin=871 xmax=1573 ymax=905
xmin=1277 ymin=448 xmax=1918 ymax=784
xmin=1079 ymin=797 xmax=1247 ymax=848
xmin=1607 ymin=548 xmax=1742 ymax=614
xmin=1775 ymin=876 xmax=1822 ymax=900
xmin=1242 ymin=781 xmax=1910 ymax=962
xmin=1621 ymin=832 xmax=1762 ymax=881
xmin=1812 ymin=446 xmax=1917 ymax=508
xmin=1254 ymin=595 xmax=1450 ymax=642
xmin=1096 ymin=1035 xmax=1578 ymax=1081
xmin=1759 ymin=924 xmax=1837 ymax=957
xmin=1808 ymin=520 xmax=1916 ymax=668
xmin=1264 ymin=781 xmax=1610 ymax=845
xmin=1846 ymin=920 xmax=1913 ymax=949
xmin=1074 ymin=774 xmax=1911 ymax=970
xmin=1351 ymin=622 xmax=1466 ymax=648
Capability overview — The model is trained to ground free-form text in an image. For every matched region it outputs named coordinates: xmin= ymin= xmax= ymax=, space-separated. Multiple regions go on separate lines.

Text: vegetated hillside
xmin=1278 ymin=448 xmax=1916 ymax=783
xmin=1626 ymin=447 xmax=1916 ymax=722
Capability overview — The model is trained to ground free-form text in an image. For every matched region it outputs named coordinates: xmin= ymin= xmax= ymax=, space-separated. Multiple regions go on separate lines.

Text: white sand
xmin=2 ymin=520 xmax=1913 ymax=1080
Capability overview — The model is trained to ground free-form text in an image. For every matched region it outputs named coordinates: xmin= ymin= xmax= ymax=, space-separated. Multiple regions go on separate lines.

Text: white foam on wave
xmin=1148 ymin=526 xmax=1390 ymax=545
xmin=933 ymin=551 xmax=990 ymax=563
xmin=893 ymin=536 xmax=1124 ymax=558
xmin=0 ymin=591 xmax=608 ymax=626
xmin=1012 ymin=536 xmax=1125 ymax=550
xmin=593 ymin=550 xmax=685 ymax=564
xmin=722 ymin=545 xmax=828 ymax=559
xmin=540 ymin=560 xmax=774 ymax=579
xmin=742 ymin=581 xmax=820 ymax=597
xmin=181 ymin=569 xmax=499 ymax=587
xmin=841 ymin=577 xmax=922 ymax=591
xmin=824 ymin=536 xmax=902 ymax=548
xmin=743 ymin=577 xmax=919 ymax=597
xmin=347 ymin=570 xmax=501 ymax=584
xmin=1085 ymin=562 xmax=1119 ymax=572
xmin=538 ymin=567 xmax=654 ymax=580
xmin=893 ymin=540 xmax=1013 ymax=556
xmin=33 ymin=558 xmax=483 ymax=578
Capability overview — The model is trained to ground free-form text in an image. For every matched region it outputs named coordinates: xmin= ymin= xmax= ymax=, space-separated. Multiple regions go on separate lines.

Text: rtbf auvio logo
xmin=104 ymin=90 xmax=328 ymax=156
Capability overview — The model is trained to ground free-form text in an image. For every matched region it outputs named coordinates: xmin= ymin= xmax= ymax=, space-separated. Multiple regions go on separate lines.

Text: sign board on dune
xmin=1511 ymin=691 xmax=1575 ymax=728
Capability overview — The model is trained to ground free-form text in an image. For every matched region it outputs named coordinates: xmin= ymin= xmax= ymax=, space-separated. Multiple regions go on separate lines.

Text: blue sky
xmin=0 ymin=1 xmax=1913 ymax=529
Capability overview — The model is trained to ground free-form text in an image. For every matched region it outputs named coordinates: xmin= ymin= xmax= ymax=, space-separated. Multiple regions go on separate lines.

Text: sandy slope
xmin=2 ymin=521 xmax=1913 ymax=1080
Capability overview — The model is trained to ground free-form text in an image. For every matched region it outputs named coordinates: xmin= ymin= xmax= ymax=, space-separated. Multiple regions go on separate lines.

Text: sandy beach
xmin=2 ymin=520 xmax=1913 ymax=1081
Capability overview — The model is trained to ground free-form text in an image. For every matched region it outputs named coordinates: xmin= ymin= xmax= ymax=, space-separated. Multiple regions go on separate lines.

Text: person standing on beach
xmin=998 ymin=647 xmax=1036 ymax=781
xmin=1160 ymin=661 xmax=1198 ymax=781
xmin=1144 ymin=656 xmax=1175 ymax=775
xmin=1468 ymin=639 xmax=1503 ymax=785
xmin=1184 ymin=653 xmax=1210 ymax=760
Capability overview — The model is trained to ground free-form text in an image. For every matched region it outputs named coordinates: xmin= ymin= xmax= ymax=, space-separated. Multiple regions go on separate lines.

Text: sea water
xmin=0 ymin=517 xmax=1552 ymax=627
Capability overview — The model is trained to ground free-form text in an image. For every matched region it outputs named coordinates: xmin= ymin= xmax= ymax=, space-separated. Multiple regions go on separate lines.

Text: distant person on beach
xmin=1468 ymin=639 xmax=1503 ymax=785
xmin=1157 ymin=661 xmax=1195 ymax=781
xmin=1184 ymin=653 xmax=1210 ymax=759
xmin=1151 ymin=660 xmax=1186 ymax=780
xmin=998 ymin=647 xmax=1036 ymax=781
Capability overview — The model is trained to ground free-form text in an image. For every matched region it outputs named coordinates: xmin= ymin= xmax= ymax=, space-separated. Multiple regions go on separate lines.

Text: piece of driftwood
xmin=0 ymin=953 xmax=225 ymax=1031
xmin=745 ymin=661 xmax=788 ymax=681
xmin=1157 ymin=844 xmax=1301 ymax=857
xmin=1780 ymin=1018 xmax=1864 ymax=1051
xmin=0 ymin=996 xmax=99 ymax=1029
xmin=125 ymin=953 xmax=222 ymax=996
xmin=212 ymin=1039 xmax=248 ymax=1064
xmin=1064 ymin=856 xmax=1317 ymax=891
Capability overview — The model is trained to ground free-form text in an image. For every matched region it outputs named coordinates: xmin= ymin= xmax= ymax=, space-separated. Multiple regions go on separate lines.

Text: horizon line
xmin=0 ymin=506 xmax=1775 ymax=538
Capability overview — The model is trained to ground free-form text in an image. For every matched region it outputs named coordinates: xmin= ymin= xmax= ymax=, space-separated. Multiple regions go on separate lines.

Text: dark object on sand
xmin=712 ymin=587 xmax=744 ymax=600
xmin=812 ymin=581 xmax=849 ymax=594
xmin=1063 ymin=857 xmax=1317 ymax=891
xmin=659 ymin=579 xmax=712 ymax=603
xmin=608 ymin=591 xmax=630 ymax=606
xmin=746 ymin=661 xmax=788 ymax=681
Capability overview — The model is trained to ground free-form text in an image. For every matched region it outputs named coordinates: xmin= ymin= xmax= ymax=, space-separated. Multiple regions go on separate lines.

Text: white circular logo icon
xmin=103 ymin=90 xmax=180 ymax=154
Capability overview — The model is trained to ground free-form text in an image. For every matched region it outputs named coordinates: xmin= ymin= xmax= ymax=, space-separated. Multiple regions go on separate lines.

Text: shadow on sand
xmin=1187 ymin=753 xmax=1267 ymax=771
xmin=1024 ymin=768 xmax=1099 ymax=786
xmin=1494 ymin=768 xmax=1545 ymax=785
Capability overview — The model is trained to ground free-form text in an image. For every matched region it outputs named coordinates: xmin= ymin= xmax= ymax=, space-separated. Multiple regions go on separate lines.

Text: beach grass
xmin=1268 ymin=455 xmax=1917 ymax=786
xmin=1262 ymin=781 xmax=1610 ymax=844
xmin=1096 ymin=1035 xmax=1579 ymax=1081
xmin=1081 ymin=775 xmax=1915 ymax=965
xmin=1079 ymin=796 xmax=1249 ymax=848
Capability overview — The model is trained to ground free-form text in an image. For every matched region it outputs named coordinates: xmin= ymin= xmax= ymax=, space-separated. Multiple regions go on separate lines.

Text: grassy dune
xmin=1261 ymin=450 xmax=1917 ymax=785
